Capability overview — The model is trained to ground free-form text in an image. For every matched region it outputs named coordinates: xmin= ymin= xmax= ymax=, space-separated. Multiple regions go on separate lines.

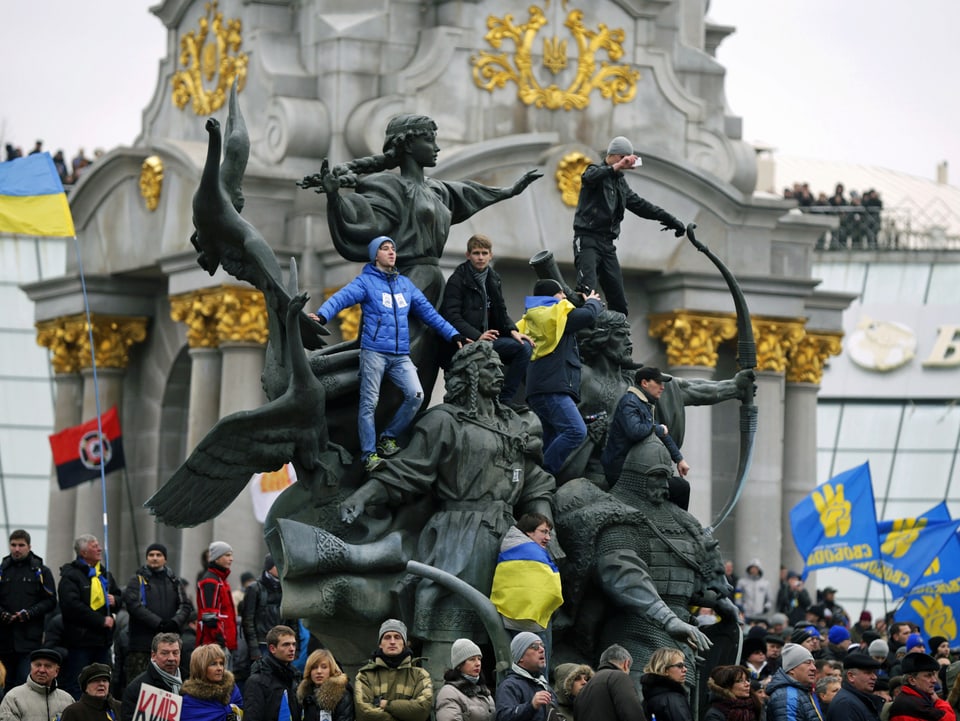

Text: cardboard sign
xmin=133 ymin=683 xmax=181 ymax=721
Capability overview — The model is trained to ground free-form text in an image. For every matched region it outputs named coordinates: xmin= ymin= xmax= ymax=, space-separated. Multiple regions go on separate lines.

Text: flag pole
xmin=71 ymin=234 xmax=111 ymax=573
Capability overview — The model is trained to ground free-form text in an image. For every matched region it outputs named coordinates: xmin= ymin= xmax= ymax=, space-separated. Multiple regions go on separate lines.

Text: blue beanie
xmin=369 ymin=236 xmax=395 ymax=262
xmin=828 ymin=625 xmax=850 ymax=644
xmin=906 ymin=633 xmax=925 ymax=651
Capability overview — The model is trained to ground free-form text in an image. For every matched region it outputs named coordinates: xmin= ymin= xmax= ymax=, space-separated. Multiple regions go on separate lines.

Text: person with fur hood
xmin=435 ymin=639 xmax=495 ymax=721
xmin=181 ymin=644 xmax=243 ymax=721
xmin=298 ymin=648 xmax=355 ymax=721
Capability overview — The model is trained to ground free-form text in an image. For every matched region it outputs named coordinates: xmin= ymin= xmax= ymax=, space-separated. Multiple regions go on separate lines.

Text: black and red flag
xmin=48 ymin=406 xmax=126 ymax=490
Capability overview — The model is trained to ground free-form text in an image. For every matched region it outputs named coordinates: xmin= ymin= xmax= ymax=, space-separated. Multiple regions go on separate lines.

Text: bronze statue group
xmin=147 ymin=88 xmax=764 ymax=721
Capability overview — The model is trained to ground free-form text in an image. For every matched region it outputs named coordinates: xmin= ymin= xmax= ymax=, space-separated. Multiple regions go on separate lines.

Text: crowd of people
xmin=3 ymin=139 xmax=100 ymax=186
xmin=2 ymin=524 xmax=956 ymax=721
xmin=784 ymin=181 xmax=885 ymax=248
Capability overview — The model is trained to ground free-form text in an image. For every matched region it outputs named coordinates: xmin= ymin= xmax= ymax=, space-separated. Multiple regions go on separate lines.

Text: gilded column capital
xmin=217 ymin=286 xmax=268 ymax=345
xmin=647 ymin=310 xmax=738 ymax=368
xmin=753 ymin=317 xmax=807 ymax=374
xmin=170 ymin=286 xmax=268 ymax=347
xmin=36 ymin=314 xmax=148 ymax=372
xmin=786 ymin=330 xmax=844 ymax=385
xmin=170 ymin=288 xmax=222 ymax=348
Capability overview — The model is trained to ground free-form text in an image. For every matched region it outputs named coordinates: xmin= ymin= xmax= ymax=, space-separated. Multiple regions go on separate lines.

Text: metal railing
xmin=802 ymin=205 xmax=960 ymax=251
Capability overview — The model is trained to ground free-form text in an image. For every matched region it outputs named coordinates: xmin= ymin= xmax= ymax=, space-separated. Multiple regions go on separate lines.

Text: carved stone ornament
xmin=471 ymin=4 xmax=640 ymax=110
xmin=171 ymin=0 xmax=248 ymax=115
xmin=139 ymin=156 xmax=164 ymax=212
xmin=753 ymin=317 xmax=807 ymax=374
xmin=36 ymin=314 xmax=148 ymax=373
xmin=786 ymin=331 xmax=843 ymax=385
xmin=648 ymin=310 xmax=738 ymax=369
xmin=169 ymin=287 xmax=223 ymax=348
xmin=555 ymin=151 xmax=593 ymax=206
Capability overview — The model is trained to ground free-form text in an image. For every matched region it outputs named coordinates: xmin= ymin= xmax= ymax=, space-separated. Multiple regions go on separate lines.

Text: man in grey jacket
xmin=0 ymin=648 xmax=73 ymax=718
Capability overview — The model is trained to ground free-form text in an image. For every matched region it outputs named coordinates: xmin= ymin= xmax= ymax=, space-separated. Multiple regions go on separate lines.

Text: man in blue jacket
xmin=517 ymin=279 xmax=602 ymax=475
xmin=310 ymin=236 xmax=464 ymax=471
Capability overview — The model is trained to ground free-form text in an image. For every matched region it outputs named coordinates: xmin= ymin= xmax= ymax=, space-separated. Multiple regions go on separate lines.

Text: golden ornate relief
xmin=36 ymin=315 xmax=148 ymax=372
xmin=786 ymin=331 xmax=843 ymax=385
xmin=753 ymin=317 xmax=807 ymax=374
xmin=471 ymin=5 xmax=639 ymax=110
xmin=555 ymin=152 xmax=592 ymax=206
xmin=170 ymin=286 xmax=268 ymax=347
xmin=647 ymin=311 xmax=738 ymax=369
xmin=171 ymin=0 xmax=248 ymax=115
xmin=139 ymin=156 xmax=164 ymax=212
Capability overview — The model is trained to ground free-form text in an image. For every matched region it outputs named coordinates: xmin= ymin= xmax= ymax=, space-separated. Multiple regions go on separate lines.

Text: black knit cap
xmin=146 ymin=542 xmax=167 ymax=558
xmin=532 ymin=279 xmax=563 ymax=297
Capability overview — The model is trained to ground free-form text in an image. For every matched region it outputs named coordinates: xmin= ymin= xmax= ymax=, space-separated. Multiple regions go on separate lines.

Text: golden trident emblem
xmin=471 ymin=4 xmax=640 ymax=111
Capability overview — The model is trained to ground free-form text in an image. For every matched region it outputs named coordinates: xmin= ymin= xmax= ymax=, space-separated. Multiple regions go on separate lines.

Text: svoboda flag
xmin=790 ymin=462 xmax=881 ymax=577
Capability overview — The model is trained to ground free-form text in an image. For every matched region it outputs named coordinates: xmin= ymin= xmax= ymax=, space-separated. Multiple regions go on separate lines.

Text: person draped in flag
xmin=490 ymin=513 xmax=563 ymax=667
xmin=516 ymin=278 xmax=603 ymax=475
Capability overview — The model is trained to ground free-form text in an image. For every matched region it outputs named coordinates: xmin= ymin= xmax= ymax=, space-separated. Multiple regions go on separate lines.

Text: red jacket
xmin=888 ymin=684 xmax=956 ymax=721
xmin=196 ymin=564 xmax=237 ymax=650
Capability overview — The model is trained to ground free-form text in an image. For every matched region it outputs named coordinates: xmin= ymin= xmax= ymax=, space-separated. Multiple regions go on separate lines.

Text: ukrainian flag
xmin=490 ymin=539 xmax=563 ymax=628
xmin=0 ymin=153 xmax=75 ymax=237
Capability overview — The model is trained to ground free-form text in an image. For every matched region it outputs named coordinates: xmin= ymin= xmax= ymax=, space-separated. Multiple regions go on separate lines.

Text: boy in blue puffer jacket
xmin=310 ymin=236 xmax=464 ymax=471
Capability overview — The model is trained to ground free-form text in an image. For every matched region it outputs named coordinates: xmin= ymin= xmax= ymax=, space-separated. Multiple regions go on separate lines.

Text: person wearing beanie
xmin=439 ymin=233 xmax=534 ymax=411
xmin=0 ymin=647 xmax=73 ymax=719
xmin=928 ymin=635 xmax=951 ymax=661
xmin=905 ymin=633 xmax=927 ymax=653
xmin=435 ymin=638 xmax=494 ymax=721
xmin=888 ymin=652 xmax=955 ymax=720
xmin=309 ymin=235 xmax=465 ymax=472
xmin=122 ymin=543 xmax=192 ymax=683
xmin=851 ymin=610 xmax=874 ymax=643
xmin=196 ymin=541 xmax=238 ymax=652
xmin=571 ymin=135 xmax=686 ymax=316
xmin=60 ymin=662 xmax=121 ymax=721
xmin=823 ymin=653 xmax=884 ymax=721
xmin=825 ymin=625 xmax=853 ymax=662
xmin=765 ymin=643 xmax=823 ymax=721
xmin=494 ymin=632 xmax=556 ymax=721
xmin=573 ymin=644 xmax=643 ymax=721
xmin=0 ymin=528 xmax=58 ymax=688
xmin=242 ymin=553 xmax=297 ymax=661
xmin=57 ymin=534 xmax=122 ymax=699
xmin=516 ymin=275 xmax=603 ymax=474
xmin=355 ymin=618 xmax=432 ymax=721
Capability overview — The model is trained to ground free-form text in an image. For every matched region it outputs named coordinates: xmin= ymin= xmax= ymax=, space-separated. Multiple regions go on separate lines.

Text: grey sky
xmin=1 ymin=1 xmax=956 ymax=185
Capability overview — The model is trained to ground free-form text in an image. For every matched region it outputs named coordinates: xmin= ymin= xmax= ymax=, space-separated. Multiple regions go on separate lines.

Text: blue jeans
xmin=358 ymin=350 xmax=424 ymax=458
xmin=492 ymin=336 xmax=532 ymax=403
xmin=527 ymin=393 xmax=586 ymax=474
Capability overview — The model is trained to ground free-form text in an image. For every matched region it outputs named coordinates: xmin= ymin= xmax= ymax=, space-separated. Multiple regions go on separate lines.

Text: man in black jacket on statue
xmin=573 ymin=135 xmax=686 ymax=316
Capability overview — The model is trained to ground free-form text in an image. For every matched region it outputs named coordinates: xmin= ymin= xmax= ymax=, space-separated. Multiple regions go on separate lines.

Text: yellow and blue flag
xmin=896 ymin=512 xmax=960 ymax=647
xmin=490 ymin=532 xmax=563 ymax=628
xmin=0 ymin=152 xmax=75 ymax=237
xmin=852 ymin=502 xmax=960 ymax=600
xmin=790 ymin=462 xmax=881 ymax=577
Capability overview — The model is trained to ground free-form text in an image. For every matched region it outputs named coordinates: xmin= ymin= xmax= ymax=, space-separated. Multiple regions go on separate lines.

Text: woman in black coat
xmin=703 ymin=665 xmax=762 ymax=721
xmin=640 ymin=647 xmax=694 ymax=721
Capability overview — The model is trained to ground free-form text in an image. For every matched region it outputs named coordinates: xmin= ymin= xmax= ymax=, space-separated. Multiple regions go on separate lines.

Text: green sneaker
xmin=377 ymin=437 xmax=401 ymax=457
xmin=364 ymin=453 xmax=385 ymax=472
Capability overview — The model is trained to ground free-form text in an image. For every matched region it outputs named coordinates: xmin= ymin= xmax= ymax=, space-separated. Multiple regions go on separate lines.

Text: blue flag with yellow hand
xmin=790 ymin=462 xmax=880 ymax=578
xmin=894 ymin=514 xmax=960 ymax=649
xmin=851 ymin=502 xmax=960 ymax=600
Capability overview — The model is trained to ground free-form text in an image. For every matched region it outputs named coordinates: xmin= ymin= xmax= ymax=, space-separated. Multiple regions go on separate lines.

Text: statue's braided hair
xmin=331 ymin=115 xmax=437 ymax=185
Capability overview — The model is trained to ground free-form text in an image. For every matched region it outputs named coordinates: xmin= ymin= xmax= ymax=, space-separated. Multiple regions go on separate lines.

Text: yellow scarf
xmin=517 ymin=299 xmax=575 ymax=361
xmin=89 ymin=562 xmax=106 ymax=611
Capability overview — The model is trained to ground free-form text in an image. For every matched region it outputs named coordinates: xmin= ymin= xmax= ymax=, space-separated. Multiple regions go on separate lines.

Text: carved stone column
xmin=211 ymin=287 xmax=269 ymax=572
xmin=734 ymin=317 xmax=805 ymax=587
xmin=648 ymin=311 xmax=737 ymax=524
xmin=35 ymin=321 xmax=85 ymax=572
xmin=67 ymin=316 xmax=148 ymax=566
xmin=170 ymin=288 xmax=225 ymax=577
xmin=782 ymin=331 xmax=843 ymax=574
